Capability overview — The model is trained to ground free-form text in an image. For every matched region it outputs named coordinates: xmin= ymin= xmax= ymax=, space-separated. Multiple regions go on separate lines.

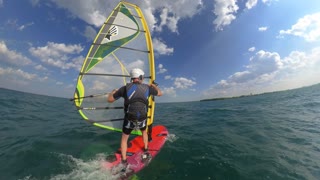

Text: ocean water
xmin=1 ymin=84 xmax=320 ymax=180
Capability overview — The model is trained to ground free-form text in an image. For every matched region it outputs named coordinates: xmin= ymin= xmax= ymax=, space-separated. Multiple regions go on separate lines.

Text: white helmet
xmin=130 ymin=68 xmax=144 ymax=79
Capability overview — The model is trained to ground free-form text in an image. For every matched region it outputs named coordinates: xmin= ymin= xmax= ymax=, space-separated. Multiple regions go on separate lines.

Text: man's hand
xmin=108 ymin=89 xmax=117 ymax=103
xmin=149 ymin=82 xmax=162 ymax=96
xmin=149 ymin=83 xmax=157 ymax=88
xmin=152 ymin=81 xmax=158 ymax=86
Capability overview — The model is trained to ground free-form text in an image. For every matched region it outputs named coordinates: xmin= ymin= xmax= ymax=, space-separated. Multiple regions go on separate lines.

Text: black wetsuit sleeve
xmin=149 ymin=86 xmax=158 ymax=96
xmin=113 ymin=86 xmax=126 ymax=99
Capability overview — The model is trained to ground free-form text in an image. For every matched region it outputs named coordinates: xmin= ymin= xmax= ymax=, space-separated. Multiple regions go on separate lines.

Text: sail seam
xmin=79 ymin=72 xmax=151 ymax=78
xmin=91 ymin=43 xmax=149 ymax=53
xmin=103 ymin=22 xmax=145 ymax=33
xmin=88 ymin=116 xmax=152 ymax=123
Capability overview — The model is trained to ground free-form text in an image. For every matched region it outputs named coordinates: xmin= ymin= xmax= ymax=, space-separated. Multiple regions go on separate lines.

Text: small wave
xmin=50 ymin=153 xmax=113 ymax=180
xmin=166 ymin=134 xmax=179 ymax=143
xmin=21 ymin=153 xmax=115 ymax=180
xmin=19 ymin=175 xmax=36 ymax=180
xmin=302 ymin=101 xmax=320 ymax=109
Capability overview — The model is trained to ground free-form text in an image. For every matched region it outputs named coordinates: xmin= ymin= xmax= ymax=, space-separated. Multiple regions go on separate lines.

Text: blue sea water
xmin=1 ymin=84 xmax=320 ymax=180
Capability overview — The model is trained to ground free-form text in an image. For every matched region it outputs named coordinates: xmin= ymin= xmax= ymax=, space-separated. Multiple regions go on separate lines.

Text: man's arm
xmin=150 ymin=84 xmax=162 ymax=96
xmin=107 ymin=89 xmax=118 ymax=103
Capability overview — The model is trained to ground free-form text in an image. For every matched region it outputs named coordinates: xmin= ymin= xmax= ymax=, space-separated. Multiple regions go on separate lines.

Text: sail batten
xmin=79 ymin=72 xmax=152 ymax=78
xmin=88 ymin=116 xmax=152 ymax=123
xmin=78 ymin=105 xmax=153 ymax=110
xmin=103 ymin=23 xmax=145 ymax=32
xmin=91 ymin=43 xmax=149 ymax=53
xmin=78 ymin=106 xmax=124 ymax=110
xmin=88 ymin=118 xmax=124 ymax=123
xmin=73 ymin=2 xmax=155 ymax=136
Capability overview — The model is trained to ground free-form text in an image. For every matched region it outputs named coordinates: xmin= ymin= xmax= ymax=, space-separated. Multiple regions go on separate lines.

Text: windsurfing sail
xmin=72 ymin=1 xmax=155 ymax=135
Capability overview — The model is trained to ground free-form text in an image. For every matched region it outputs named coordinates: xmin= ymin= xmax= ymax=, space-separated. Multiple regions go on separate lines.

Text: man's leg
xmin=121 ymin=133 xmax=130 ymax=161
xmin=141 ymin=127 xmax=152 ymax=162
xmin=141 ymin=129 xmax=148 ymax=150
xmin=121 ymin=120 xmax=132 ymax=162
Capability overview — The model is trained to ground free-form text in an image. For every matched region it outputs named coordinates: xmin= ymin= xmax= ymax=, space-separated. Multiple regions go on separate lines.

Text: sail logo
xmin=106 ymin=25 xmax=118 ymax=41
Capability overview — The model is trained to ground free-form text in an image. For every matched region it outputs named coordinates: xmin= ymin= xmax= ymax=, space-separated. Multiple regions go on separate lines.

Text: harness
xmin=125 ymin=83 xmax=149 ymax=123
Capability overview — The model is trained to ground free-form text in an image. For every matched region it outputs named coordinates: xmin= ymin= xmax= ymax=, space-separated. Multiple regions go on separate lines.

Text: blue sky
xmin=1 ymin=0 xmax=320 ymax=102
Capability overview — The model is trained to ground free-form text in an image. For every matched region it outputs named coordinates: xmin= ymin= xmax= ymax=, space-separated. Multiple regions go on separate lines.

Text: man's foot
xmin=143 ymin=147 xmax=148 ymax=152
xmin=121 ymin=159 xmax=128 ymax=164
xmin=120 ymin=159 xmax=128 ymax=173
xmin=141 ymin=151 xmax=152 ymax=163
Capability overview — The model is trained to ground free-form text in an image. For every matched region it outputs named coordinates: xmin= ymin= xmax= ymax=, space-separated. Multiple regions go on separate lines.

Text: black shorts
xmin=122 ymin=118 xmax=147 ymax=135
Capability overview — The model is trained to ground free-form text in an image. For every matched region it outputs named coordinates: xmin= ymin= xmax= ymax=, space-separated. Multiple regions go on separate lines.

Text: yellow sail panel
xmin=73 ymin=2 xmax=155 ymax=135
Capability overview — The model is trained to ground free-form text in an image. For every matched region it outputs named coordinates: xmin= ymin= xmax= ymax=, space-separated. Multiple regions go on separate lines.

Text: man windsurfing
xmin=107 ymin=68 xmax=162 ymax=171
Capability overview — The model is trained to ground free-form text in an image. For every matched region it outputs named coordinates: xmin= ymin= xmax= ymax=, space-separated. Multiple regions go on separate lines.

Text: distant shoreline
xmin=200 ymin=94 xmax=259 ymax=102
xmin=200 ymin=83 xmax=320 ymax=102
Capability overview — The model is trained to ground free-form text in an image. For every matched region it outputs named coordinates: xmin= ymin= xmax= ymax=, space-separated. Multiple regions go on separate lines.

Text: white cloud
xmin=213 ymin=0 xmax=239 ymax=31
xmin=84 ymin=25 xmax=96 ymax=41
xmin=144 ymin=1 xmax=203 ymax=33
xmin=153 ymin=38 xmax=174 ymax=56
xmin=140 ymin=4 xmax=157 ymax=31
xmin=158 ymin=64 xmax=167 ymax=74
xmin=91 ymin=80 xmax=108 ymax=90
xmin=0 ymin=0 xmax=3 ymax=7
xmin=207 ymin=50 xmax=282 ymax=93
xmin=246 ymin=0 xmax=258 ymax=9
xmin=46 ymin=1 xmax=197 ymax=61
xmin=154 ymin=7 xmax=179 ymax=33
xmin=39 ymin=76 xmax=48 ymax=82
xmin=49 ymin=0 xmax=111 ymax=27
xmin=227 ymin=71 xmax=252 ymax=84
xmin=18 ymin=22 xmax=34 ymax=31
xmin=29 ymin=42 xmax=84 ymax=70
xmin=204 ymin=47 xmax=320 ymax=98
xmin=71 ymin=55 xmax=86 ymax=71
xmin=174 ymin=77 xmax=196 ymax=89
xmin=262 ymin=0 xmax=274 ymax=5
xmin=48 ymin=0 xmax=203 ymax=34
xmin=159 ymin=75 xmax=197 ymax=101
xmin=282 ymin=48 xmax=320 ymax=70
xmin=127 ymin=60 xmax=145 ymax=72
xmin=56 ymin=81 xmax=63 ymax=85
xmin=258 ymin=26 xmax=268 ymax=31
xmin=248 ymin=47 xmax=255 ymax=52
xmin=42 ymin=0 xmax=204 ymax=71
xmin=247 ymin=50 xmax=283 ymax=74
xmin=279 ymin=12 xmax=320 ymax=42
xmin=0 ymin=41 xmax=33 ymax=66
xmin=0 ymin=66 xmax=50 ymax=87
xmin=5 ymin=19 xmax=35 ymax=31
xmin=0 ymin=67 xmax=37 ymax=80
xmin=34 ymin=64 xmax=47 ymax=71
xmin=164 ymin=75 xmax=172 ymax=80
xmin=162 ymin=86 xmax=176 ymax=97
